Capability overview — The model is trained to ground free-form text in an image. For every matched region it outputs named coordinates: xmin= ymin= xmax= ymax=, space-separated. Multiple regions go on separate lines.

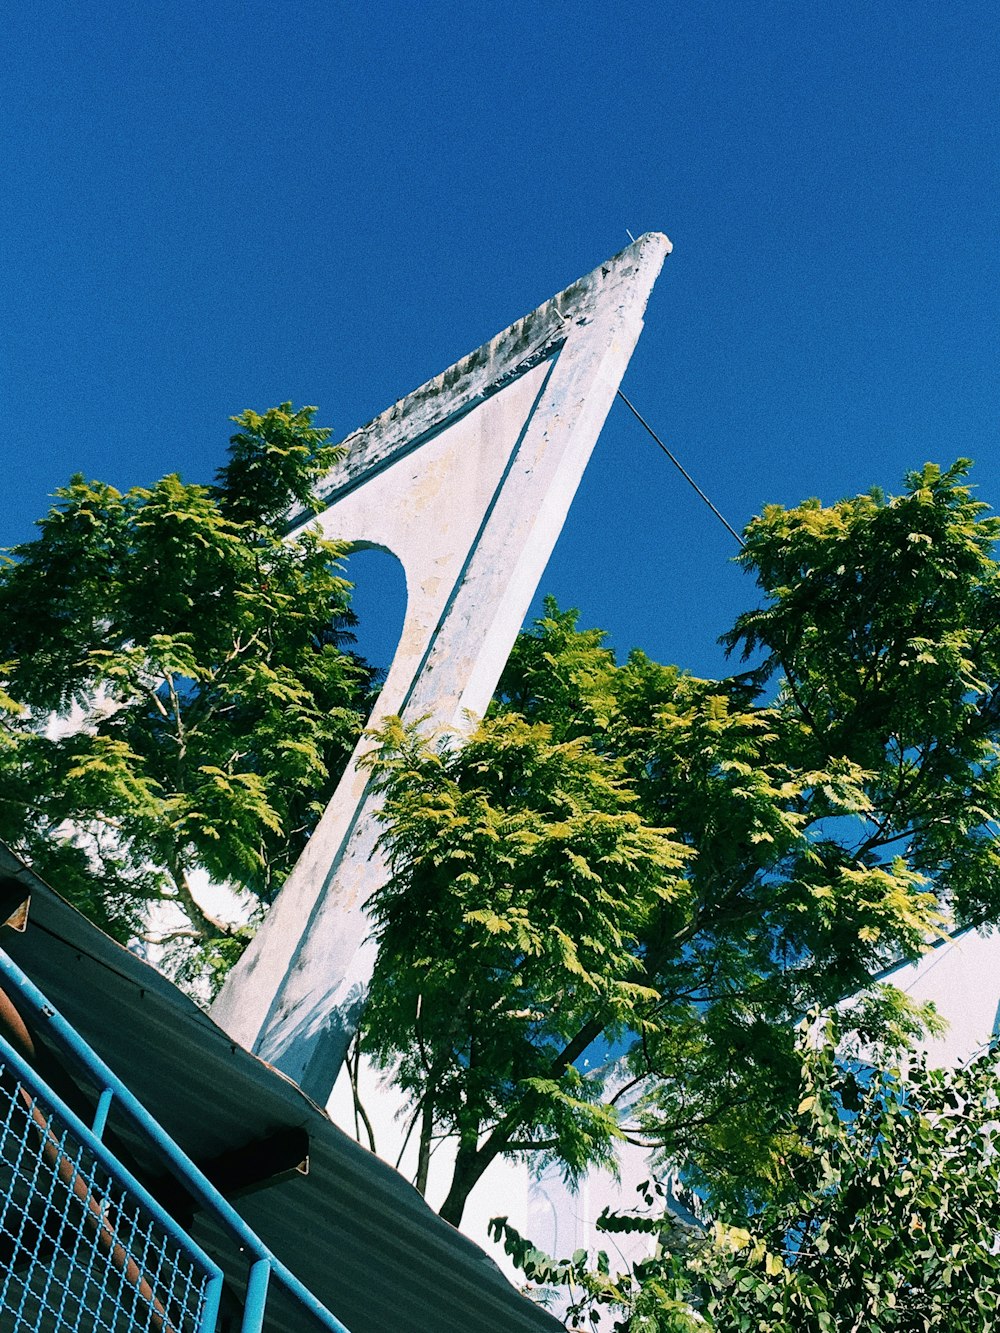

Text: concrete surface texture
xmin=211 ymin=233 xmax=671 ymax=1102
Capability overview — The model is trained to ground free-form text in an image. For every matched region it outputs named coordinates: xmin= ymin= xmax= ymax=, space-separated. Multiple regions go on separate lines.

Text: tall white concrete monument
xmin=211 ymin=233 xmax=671 ymax=1101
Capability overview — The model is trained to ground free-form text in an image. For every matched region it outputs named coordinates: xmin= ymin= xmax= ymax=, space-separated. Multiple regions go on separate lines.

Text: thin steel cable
xmin=615 ymin=389 xmax=746 ymax=548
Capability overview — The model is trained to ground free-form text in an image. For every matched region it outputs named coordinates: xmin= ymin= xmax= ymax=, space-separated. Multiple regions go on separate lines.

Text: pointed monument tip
xmin=287 ymin=230 xmax=673 ymax=528
xmin=601 ymin=231 xmax=671 ymax=281
xmin=630 ymin=230 xmax=672 ymax=257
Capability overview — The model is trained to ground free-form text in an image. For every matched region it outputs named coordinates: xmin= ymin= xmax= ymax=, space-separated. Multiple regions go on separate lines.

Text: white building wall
xmin=879 ymin=926 xmax=1000 ymax=1067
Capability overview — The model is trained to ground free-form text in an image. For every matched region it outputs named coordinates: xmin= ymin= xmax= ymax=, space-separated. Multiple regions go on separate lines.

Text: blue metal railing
xmin=0 ymin=948 xmax=352 ymax=1333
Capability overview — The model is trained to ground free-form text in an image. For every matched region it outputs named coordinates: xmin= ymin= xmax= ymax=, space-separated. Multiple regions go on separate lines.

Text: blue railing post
xmin=200 ymin=1273 xmax=225 ymax=1333
xmin=92 ymin=1085 xmax=114 ymax=1139
xmin=242 ymin=1259 xmax=272 ymax=1333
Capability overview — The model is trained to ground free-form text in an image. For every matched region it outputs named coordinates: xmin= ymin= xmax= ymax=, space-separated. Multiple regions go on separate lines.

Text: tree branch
xmin=166 ymin=859 xmax=235 ymax=939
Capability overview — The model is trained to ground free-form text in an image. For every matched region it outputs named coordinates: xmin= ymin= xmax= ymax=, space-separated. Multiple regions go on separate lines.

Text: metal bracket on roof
xmin=203 ymin=1124 xmax=310 ymax=1195
xmin=0 ymin=875 xmax=30 ymax=933
xmin=154 ymin=1126 xmax=311 ymax=1224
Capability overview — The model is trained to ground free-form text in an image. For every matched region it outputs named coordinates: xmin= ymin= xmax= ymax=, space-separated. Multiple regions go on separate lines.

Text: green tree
xmin=694 ymin=1029 xmax=1000 ymax=1333
xmin=0 ymin=404 xmax=374 ymax=986
xmin=358 ymin=459 xmax=1000 ymax=1226
xmin=362 ymin=709 xmax=688 ymax=1221
xmin=495 ymin=1025 xmax=1000 ymax=1332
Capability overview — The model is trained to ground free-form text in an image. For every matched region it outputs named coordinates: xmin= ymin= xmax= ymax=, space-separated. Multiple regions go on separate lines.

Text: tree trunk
xmin=436 ymin=1016 xmax=610 ymax=1226
xmin=414 ymin=1096 xmax=435 ymax=1198
xmin=438 ymin=1138 xmax=492 ymax=1228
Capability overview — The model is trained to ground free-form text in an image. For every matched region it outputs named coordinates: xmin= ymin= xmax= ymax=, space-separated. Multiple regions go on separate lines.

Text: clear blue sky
xmin=2 ymin=1 xmax=998 ymax=679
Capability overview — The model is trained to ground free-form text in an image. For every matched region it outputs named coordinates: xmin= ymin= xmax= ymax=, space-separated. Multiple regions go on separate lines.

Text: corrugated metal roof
xmin=0 ymin=846 xmax=562 ymax=1333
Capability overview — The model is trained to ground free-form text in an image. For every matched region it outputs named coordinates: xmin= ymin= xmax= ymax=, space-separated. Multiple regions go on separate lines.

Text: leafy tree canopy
xmin=0 ymin=404 xmax=375 ymax=986
xmin=6 ymin=421 xmax=1000 ymax=1316
xmin=494 ymin=1024 xmax=1000 ymax=1332
xmin=359 ymin=459 xmax=1000 ymax=1227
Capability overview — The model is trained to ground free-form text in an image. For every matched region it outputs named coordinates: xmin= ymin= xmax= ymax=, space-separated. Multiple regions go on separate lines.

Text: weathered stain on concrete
xmin=210 ymin=233 xmax=671 ymax=1103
